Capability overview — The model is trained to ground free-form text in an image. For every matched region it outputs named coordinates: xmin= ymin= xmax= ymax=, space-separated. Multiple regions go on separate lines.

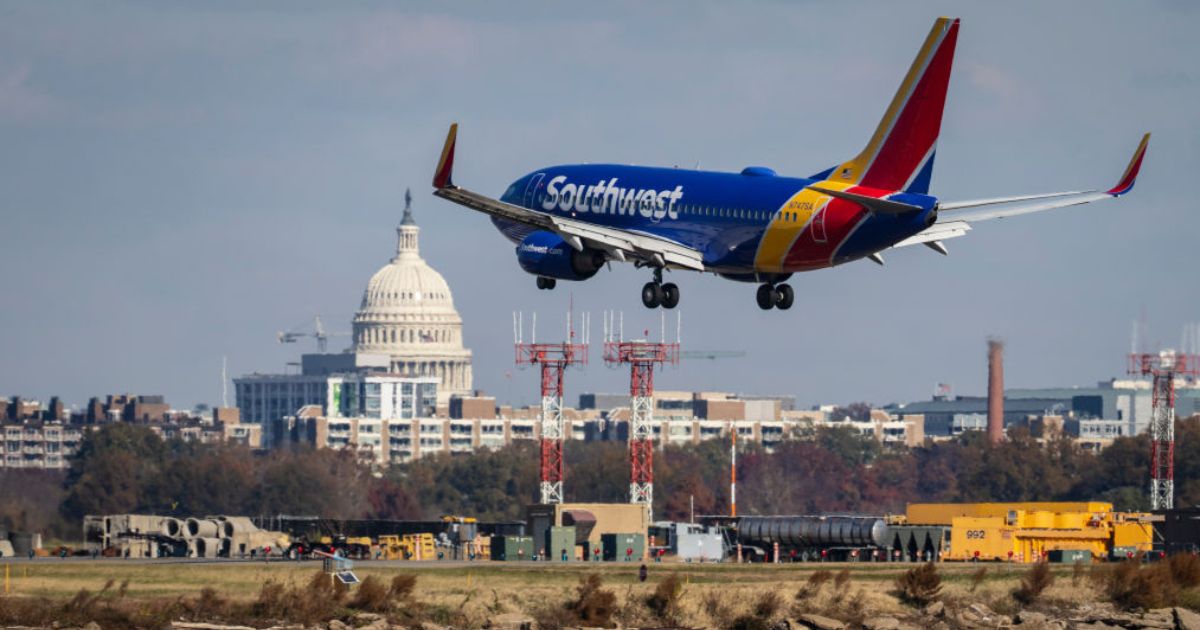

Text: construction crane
xmin=680 ymin=350 xmax=746 ymax=360
xmin=277 ymin=316 xmax=349 ymax=353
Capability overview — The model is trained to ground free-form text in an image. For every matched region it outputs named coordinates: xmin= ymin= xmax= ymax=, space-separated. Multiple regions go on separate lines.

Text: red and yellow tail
xmin=828 ymin=17 xmax=960 ymax=194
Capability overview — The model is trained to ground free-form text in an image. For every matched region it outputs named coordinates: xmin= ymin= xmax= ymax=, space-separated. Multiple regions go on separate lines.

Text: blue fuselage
xmin=495 ymin=164 xmax=937 ymax=276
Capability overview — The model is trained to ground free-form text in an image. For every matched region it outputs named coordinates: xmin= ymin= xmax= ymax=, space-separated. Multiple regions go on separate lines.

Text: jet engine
xmin=515 ymin=231 xmax=605 ymax=281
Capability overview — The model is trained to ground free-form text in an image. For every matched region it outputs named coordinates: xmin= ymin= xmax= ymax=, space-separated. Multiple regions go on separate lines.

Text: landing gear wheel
xmin=536 ymin=277 xmax=556 ymax=290
xmin=775 ymin=283 xmax=794 ymax=310
xmin=660 ymin=283 xmax=680 ymax=309
xmin=756 ymin=284 xmax=777 ymax=310
xmin=641 ymin=282 xmax=663 ymax=309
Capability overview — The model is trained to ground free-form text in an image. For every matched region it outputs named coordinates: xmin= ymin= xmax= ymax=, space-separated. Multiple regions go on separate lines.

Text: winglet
xmin=1106 ymin=132 xmax=1150 ymax=196
xmin=433 ymin=123 xmax=458 ymax=189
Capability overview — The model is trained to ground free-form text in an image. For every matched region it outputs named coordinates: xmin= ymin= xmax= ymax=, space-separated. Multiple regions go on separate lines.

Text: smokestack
xmin=987 ymin=339 xmax=1004 ymax=444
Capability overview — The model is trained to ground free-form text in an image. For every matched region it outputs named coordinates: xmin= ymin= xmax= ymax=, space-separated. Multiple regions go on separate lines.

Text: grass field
xmin=0 ymin=558 xmax=1107 ymax=628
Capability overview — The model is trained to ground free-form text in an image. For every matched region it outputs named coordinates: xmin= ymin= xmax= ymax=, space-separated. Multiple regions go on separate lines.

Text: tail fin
xmin=827 ymin=17 xmax=959 ymax=194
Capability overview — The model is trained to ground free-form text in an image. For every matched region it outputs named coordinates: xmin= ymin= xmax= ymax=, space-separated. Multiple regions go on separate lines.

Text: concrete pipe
xmin=161 ymin=518 xmax=183 ymax=538
xmin=194 ymin=537 xmax=221 ymax=558
xmin=220 ymin=516 xmax=256 ymax=538
xmin=186 ymin=518 xmax=219 ymax=538
xmin=10 ymin=533 xmax=35 ymax=557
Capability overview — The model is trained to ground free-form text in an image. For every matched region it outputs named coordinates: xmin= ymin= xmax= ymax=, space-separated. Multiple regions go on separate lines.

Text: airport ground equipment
xmin=491 ymin=535 xmax=534 ymax=561
xmin=650 ymin=522 xmax=725 ymax=561
xmin=528 ymin=502 xmax=650 ymax=560
xmin=1129 ymin=351 xmax=1200 ymax=510
xmin=1153 ymin=507 xmax=1200 ymax=555
xmin=1047 ymin=549 xmax=1092 ymax=563
xmin=515 ymin=311 xmax=589 ymax=505
xmin=314 ymin=549 xmax=359 ymax=586
xmin=603 ymin=315 xmax=679 ymax=509
xmin=602 ymin=533 xmax=646 ymax=561
xmin=905 ymin=502 xmax=1153 ymax=562
xmin=880 ymin=524 xmax=951 ymax=562
xmin=546 ymin=526 xmax=577 ymax=562
xmin=737 ymin=515 xmax=888 ymax=561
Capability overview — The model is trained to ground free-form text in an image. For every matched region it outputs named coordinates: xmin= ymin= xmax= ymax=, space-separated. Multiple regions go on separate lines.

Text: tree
xmin=815 ymin=425 xmax=881 ymax=468
xmin=366 ymin=478 xmax=421 ymax=520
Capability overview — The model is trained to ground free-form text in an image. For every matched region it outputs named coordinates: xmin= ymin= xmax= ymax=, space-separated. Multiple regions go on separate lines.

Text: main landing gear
xmin=641 ymin=268 xmax=679 ymax=309
xmin=756 ymin=283 xmax=794 ymax=311
xmin=536 ymin=276 xmax=556 ymax=290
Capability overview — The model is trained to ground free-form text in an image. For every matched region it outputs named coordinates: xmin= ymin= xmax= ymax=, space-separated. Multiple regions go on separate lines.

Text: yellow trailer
xmin=377 ymin=533 xmax=436 ymax=560
xmin=906 ymin=502 xmax=1114 ymax=526
xmin=927 ymin=503 xmax=1155 ymax=562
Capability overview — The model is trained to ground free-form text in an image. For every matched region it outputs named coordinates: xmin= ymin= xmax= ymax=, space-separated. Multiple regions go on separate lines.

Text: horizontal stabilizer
xmin=808 ymin=186 xmax=923 ymax=215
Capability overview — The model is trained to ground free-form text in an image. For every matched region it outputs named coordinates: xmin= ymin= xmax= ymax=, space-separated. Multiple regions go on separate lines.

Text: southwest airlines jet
xmin=432 ymin=17 xmax=1148 ymax=311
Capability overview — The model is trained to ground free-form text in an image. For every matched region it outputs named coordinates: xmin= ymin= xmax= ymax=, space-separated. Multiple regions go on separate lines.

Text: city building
xmin=351 ymin=193 xmax=473 ymax=402
xmin=889 ymin=396 xmax=1070 ymax=439
xmin=281 ymin=405 xmax=550 ymax=465
xmin=1 ymin=400 xmax=260 ymax=469
xmin=237 ymin=364 xmax=438 ymax=448
xmin=1008 ymin=379 xmax=1200 ymax=437
xmin=1 ymin=421 xmax=87 ymax=469
xmin=888 ymin=379 xmax=1200 ymax=442
xmin=802 ymin=409 xmax=926 ymax=447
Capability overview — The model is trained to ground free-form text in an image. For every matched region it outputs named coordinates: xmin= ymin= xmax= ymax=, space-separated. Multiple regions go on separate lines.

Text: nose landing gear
xmin=536 ymin=276 xmax=556 ymax=290
xmin=640 ymin=268 xmax=679 ymax=309
xmin=756 ymin=283 xmax=794 ymax=311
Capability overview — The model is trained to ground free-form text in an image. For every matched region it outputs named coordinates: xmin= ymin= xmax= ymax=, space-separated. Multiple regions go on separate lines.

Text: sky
xmin=1 ymin=1 xmax=1197 ymax=411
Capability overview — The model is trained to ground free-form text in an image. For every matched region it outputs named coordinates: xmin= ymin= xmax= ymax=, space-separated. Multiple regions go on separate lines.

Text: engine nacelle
xmin=515 ymin=231 xmax=605 ymax=281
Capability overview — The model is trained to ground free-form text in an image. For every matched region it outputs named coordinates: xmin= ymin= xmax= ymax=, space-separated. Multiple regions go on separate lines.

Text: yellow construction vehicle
xmin=377 ymin=533 xmax=436 ymax=560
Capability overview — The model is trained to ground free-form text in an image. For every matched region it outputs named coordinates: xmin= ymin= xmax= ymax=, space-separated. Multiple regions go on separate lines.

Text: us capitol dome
xmin=352 ymin=190 xmax=472 ymax=402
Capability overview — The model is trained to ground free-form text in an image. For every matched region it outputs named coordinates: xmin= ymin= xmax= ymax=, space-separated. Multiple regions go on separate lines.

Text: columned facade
xmin=352 ymin=193 xmax=473 ymax=402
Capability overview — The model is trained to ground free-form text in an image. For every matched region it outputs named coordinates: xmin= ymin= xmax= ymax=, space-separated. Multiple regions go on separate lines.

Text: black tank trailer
xmin=735 ymin=515 xmax=891 ymax=562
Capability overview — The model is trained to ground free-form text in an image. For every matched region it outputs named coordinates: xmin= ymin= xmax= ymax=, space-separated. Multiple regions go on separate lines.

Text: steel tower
xmin=1128 ymin=350 xmax=1199 ymax=510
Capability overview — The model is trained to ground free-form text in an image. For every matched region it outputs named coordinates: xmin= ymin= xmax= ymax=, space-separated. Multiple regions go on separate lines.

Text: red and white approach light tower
xmin=603 ymin=312 xmax=679 ymax=509
xmin=1128 ymin=350 xmax=1200 ymax=510
xmin=515 ymin=312 xmax=589 ymax=505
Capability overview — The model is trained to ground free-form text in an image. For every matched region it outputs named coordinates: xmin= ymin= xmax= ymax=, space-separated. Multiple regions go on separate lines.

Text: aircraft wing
xmin=432 ymin=124 xmax=706 ymax=271
xmin=893 ymin=133 xmax=1149 ymax=252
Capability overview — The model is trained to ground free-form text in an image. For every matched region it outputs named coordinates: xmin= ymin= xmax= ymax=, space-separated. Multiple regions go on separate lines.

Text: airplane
xmin=431 ymin=16 xmax=1149 ymax=311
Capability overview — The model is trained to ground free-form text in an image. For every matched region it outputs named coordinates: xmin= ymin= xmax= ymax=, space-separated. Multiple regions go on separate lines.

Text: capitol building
xmin=351 ymin=192 xmax=473 ymax=402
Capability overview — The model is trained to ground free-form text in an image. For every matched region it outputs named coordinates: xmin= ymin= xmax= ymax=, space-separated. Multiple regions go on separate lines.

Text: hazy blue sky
xmin=1 ymin=1 xmax=1196 ymax=410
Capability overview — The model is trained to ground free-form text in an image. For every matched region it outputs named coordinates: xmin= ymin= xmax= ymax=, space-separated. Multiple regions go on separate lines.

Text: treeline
xmin=4 ymin=417 xmax=1199 ymax=541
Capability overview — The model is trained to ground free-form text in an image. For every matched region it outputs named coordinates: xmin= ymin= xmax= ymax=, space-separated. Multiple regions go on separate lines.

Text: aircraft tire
xmin=756 ymin=284 xmax=776 ymax=310
xmin=536 ymin=277 xmax=556 ymax=290
xmin=661 ymin=283 xmax=680 ymax=309
xmin=641 ymin=282 xmax=662 ymax=309
xmin=775 ymin=283 xmax=794 ymax=310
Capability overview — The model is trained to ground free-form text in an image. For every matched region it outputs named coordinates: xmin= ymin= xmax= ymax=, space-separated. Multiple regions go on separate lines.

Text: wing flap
xmin=892 ymin=220 xmax=971 ymax=249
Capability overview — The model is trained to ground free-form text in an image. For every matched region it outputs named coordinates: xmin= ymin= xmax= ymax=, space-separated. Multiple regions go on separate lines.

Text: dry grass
xmin=895 ymin=562 xmax=942 ymax=607
xmin=1012 ymin=561 xmax=1055 ymax=606
xmin=3 ymin=559 xmax=1190 ymax=628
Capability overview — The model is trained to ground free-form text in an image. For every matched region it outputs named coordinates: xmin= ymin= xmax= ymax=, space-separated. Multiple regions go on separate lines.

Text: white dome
xmin=358 ymin=251 xmax=458 ymax=316
xmin=352 ymin=195 xmax=473 ymax=402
